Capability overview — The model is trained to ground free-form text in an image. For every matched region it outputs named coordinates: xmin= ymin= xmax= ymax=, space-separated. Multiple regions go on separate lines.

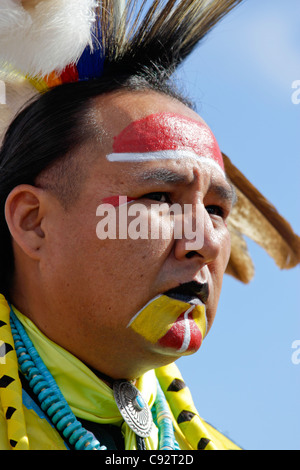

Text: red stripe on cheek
xmin=101 ymin=196 xmax=137 ymax=207
xmin=113 ymin=113 xmax=224 ymax=169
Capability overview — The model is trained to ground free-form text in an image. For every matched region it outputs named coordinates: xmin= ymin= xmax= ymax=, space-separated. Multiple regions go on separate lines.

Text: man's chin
xmin=127 ymin=294 xmax=207 ymax=360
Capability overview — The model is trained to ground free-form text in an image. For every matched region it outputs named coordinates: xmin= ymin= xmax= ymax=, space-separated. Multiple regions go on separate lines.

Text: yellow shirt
xmin=0 ymin=294 xmax=241 ymax=450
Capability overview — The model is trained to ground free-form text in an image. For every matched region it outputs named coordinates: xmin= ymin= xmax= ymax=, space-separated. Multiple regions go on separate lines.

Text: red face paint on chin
xmin=112 ymin=112 xmax=224 ymax=170
xmin=158 ymin=310 xmax=203 ymax=354
xmin=101 ymin=196 xmax=137 ymax=207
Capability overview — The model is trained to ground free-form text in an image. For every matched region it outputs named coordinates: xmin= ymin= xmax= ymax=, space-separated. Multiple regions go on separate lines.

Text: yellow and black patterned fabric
xmin=0 ymin=294 xmax=240 ymax=450
xmin=155 ymin=364 xmax=240 ymax=450
xmin=0 ymin=296 xmax=29 ymax=449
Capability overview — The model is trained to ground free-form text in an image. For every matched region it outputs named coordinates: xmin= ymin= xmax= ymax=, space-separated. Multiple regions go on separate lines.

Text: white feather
xmin=0 ymin=0 xmax=97 ymax=78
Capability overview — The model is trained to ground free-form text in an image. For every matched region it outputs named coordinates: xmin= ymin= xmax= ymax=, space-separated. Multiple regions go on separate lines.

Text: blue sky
xmin=174 ymin=0 xmax=300 ymax=450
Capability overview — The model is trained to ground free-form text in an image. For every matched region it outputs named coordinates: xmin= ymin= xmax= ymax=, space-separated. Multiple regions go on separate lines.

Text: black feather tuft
xmin=92 ymin=0 xmax=244 ymax=81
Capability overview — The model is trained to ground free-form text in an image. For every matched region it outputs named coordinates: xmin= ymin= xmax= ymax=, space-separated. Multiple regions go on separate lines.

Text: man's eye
xmin=143 ymin=192 xmax=171 ymax=203
xmin=206 ymin=205 xmax=225 ymax=218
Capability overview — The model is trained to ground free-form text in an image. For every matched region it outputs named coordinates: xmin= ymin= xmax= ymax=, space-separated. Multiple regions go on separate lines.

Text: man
xmin=9 ymin=89 xmax=235 ymax=371
xmin=0 ymin=80 xmax=240 ymax=449
xmin=0 ymin=0 xmax=299 ymax=451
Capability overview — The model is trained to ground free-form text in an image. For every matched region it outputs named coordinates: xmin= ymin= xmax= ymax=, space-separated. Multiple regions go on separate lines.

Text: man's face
xmin=38 ymin=90 xmax=233 ymax=379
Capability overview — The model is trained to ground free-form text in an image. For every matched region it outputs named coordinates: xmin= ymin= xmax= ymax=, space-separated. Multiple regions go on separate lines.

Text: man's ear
xmin=5 ymin=184 xmax=46 ymax=260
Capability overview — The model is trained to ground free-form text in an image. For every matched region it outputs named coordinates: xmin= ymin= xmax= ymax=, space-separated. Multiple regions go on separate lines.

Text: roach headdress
xmin=0 ymin=0 xmax=299 ymax=283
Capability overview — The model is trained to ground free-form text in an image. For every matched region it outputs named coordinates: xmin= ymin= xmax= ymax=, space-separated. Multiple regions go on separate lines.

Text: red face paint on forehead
xmin=101 ymin=196 xmax=137 ymax=207
xmin=112 ymin=112 xmax=224 ymax=170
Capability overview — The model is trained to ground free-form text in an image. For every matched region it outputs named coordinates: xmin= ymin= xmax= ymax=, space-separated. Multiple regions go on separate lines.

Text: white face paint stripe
xmin=176 ymin=305 xmax=194 ymax=353
xmin=107 ymin=149 xmax=197 ymax=162
xmin=126 ymin=295 xmax=162 ymax=328
xmin=106 ymin=150 xmax=225 ymax=176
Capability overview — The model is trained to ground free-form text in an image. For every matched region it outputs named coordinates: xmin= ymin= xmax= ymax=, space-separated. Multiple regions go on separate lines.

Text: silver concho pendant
xmin=113 ymin=380 xmax=153 ymax=438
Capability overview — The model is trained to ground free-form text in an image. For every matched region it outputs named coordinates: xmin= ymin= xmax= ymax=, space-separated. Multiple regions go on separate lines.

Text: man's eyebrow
xmin=137 ymin=168 xmax=189 ymax=185
xmin=134 ymin=168 xmax=238 ymax=205
xmin=209 ymin=180 xmax=237 ymax=206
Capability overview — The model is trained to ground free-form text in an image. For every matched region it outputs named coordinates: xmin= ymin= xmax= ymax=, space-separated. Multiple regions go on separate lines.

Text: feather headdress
xmin=0 ymin=0 xmax=299 ymax=283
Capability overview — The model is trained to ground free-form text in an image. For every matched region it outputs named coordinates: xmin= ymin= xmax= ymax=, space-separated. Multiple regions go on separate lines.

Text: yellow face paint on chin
xmin=127 ymin=295 xmax=207 ymax=355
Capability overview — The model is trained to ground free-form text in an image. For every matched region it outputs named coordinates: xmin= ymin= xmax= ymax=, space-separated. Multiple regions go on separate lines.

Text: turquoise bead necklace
xmin=10 ymin=308 xmax=179 ymax=450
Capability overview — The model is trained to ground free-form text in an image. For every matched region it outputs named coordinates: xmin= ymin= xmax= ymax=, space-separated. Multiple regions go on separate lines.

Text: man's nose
xmin=173 ymin=204 xmax=221 ymax=264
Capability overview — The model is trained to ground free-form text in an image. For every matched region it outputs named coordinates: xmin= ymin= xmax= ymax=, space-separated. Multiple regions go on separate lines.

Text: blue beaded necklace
xmin=10 ymin=308 xmax=179 ymax=450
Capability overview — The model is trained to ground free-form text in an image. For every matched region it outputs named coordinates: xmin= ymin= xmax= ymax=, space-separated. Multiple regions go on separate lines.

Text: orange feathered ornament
xmin=224 ymin=154 xmax=300 ymax=283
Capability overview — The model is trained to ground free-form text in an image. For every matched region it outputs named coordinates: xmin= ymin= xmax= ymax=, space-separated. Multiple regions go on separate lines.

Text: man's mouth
xmin=127 ymin=282 xmax=208 ymax=355
xmin=164 ymin=281 xmax=209 ymax=306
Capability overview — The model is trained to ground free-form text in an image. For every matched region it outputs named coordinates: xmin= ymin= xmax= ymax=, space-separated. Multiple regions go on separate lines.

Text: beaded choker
xmin=10 ymin=308 xmax=180 ymax=450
